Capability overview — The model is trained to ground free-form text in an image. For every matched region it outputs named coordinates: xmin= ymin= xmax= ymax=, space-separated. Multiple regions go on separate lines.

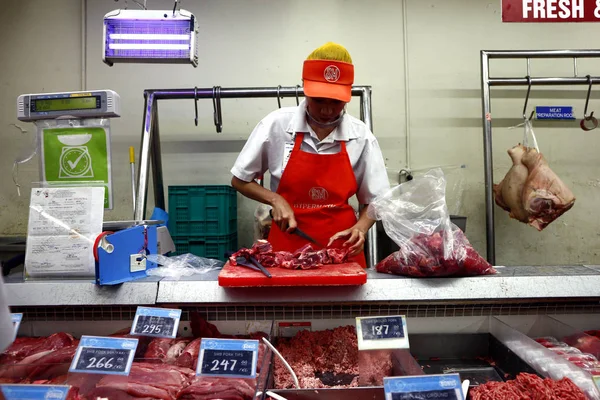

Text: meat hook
xmin=277 ymin=85 xmax=282 ymax=109
xmin=522 ymin=76 xmax=535 ymax=121
xmin=212 ymin=86 xmax=223 ymax=133
xmin=193 ymin=86 xmax=198 ymax=127
xmin=581 ymin=75 xmax=598 ymax=131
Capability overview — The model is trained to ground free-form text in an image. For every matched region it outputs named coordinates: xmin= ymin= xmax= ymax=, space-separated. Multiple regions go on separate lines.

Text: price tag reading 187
xmin=356 ymin=315 xmax=409 ymax=351
xmin=130 ymin=307 xmax=181 ymax=338
xmin=69 ymin=336 xmax=138 ymax=376
xmin=198 ymin=339 xmax=259 ymax=379
xmin=384 ymin=374 xmax=464 ymax=400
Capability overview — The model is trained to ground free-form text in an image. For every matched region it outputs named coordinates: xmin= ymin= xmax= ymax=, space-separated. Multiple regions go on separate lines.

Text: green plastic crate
xmin=172 ymin=233 xmax=238 ymax=260
xmin=168 ymin=185 xmax=237 ymax=237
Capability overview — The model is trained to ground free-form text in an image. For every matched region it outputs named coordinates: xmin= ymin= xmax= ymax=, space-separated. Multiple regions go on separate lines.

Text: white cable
xmin=261 ymin=337 xmax=300 ymax=389
xmin=255 ymin=391 xmax=289 ymax=400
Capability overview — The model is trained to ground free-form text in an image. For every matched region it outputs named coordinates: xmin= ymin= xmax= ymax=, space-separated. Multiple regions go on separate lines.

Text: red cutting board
xmin=218 ymin=262 xmax=367 ymax=287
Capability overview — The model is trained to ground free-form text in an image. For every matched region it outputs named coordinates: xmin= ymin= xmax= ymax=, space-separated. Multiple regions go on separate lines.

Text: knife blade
xmin=292 ymin=227 xmax=325 ymax=248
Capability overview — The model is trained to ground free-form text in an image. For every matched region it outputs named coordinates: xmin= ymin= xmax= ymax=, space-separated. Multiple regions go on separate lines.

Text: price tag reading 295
xmin=69 ymin=336 xmax=138 ymax=376
xmin=130 ymin=307 xmax=182 ymax=339
xmin=198 ymin=339 xmax=259 ymax=379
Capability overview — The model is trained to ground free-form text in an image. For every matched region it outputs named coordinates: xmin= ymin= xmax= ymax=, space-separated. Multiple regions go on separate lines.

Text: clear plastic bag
xmin=146 ymin=254 xmax=224 ymax=279
xmin=368 ymin=169 xmax=496 ymax=277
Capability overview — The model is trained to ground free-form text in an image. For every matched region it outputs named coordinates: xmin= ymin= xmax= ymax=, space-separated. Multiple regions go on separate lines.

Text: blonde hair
xmin=306 ymin=42 xmax=353 ymax=64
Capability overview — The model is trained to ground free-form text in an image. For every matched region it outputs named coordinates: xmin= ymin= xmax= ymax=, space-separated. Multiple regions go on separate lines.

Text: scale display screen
xmin=32 ymin=96 xmax=100 ymax=112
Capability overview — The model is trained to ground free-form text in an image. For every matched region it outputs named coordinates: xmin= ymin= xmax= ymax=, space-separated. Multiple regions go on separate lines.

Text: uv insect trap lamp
xmin=103 ymin=9 xmax=198 ymax=67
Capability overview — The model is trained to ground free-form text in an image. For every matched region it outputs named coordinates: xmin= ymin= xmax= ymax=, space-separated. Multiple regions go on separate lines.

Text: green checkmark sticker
xmin=42 ymin=126 xmax=112 ymax=209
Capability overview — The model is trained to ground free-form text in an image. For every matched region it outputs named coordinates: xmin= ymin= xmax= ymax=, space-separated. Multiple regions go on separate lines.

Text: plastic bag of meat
xmin=494 ymin=120 xmax=575 ymax=231
xmin=368 ymin=169 xmax=495 ymax=277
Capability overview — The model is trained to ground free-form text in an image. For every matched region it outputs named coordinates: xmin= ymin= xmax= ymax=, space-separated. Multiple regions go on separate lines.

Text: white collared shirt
xmin=231 ymin=100 xmax=390 ymax=204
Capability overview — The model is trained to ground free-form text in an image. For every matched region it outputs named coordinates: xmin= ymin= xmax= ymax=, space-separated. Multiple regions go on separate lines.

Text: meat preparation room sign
xmin=502 ymin=0 xmax=600 ymax=22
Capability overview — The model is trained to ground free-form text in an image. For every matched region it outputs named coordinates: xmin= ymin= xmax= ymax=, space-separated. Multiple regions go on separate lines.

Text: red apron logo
xmin=309 ymin=187 xmax=329 ymax=201
xmin=323 ymin=65 xmax=340 ymax=82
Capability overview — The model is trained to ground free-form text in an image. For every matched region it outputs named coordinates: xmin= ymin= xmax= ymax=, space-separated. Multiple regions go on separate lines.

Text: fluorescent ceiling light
xmin=103 ymin=9 xmax=198 ymax=67
xmin=109 ymin=33 xmax=190 ymax=40
xmin=109 ymin=43 xmax=189 ymax=50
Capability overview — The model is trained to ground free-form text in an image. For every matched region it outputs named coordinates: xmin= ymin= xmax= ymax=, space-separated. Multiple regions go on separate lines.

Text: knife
xmin=292 ymin=227 xmax=325 ymax=248
xmin=268 ymin=210 xmax=325 ymax=248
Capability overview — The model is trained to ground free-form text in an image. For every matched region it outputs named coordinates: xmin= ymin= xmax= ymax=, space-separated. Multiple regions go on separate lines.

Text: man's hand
xmin=328 ymin=225 xmax=366 ymax=257
xmin=270 ymin=195 xmax=297 ymax=233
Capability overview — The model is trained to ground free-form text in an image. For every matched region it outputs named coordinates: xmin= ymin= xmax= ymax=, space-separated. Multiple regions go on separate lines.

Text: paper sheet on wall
xmin=25 ymin=187 xmax=105 ymax=278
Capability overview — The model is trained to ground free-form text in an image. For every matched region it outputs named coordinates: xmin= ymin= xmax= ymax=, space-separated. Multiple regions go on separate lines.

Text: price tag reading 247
xmin=130 ymin=307 xmax=182 ymax=338
xmin=69 ymin=336 xmax=138 ymax=376
xmin=356 ymin=315 xmax=409 ymax=351
xmin=198 ymin=339 xmax=259 ymax=379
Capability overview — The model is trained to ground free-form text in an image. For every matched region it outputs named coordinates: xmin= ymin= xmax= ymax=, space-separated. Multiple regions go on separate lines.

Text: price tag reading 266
xmin=130 ymin=307 xmax=182 ymax=338
xmin=69 ymin=336 xmax=138 ymax=376
xmin=198 ymin=339 xmax=259 ymax=379
xmin=356 ymin=315 xmax=409 ymax=351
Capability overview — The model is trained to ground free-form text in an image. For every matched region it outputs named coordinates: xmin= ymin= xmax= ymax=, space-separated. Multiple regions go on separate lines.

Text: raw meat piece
xmin=85 ymin=362 xmax=194 ymax=400
xmin=376 ymin=228 xmax=496 ymax=277
xmin=175 ymin=338 xmax=202 ymax=369
xmin=190 ymin=313 xmax=222 ymax=338
xmin=144 ymin=338 xmax=175 ymax=361
xmin=564 ymin=333 xmax=600 ymax=359
xmin=0 ymin=337 xmax=45 ymax=364
xmin=469 ymin=372 xmax=586 ymax=399
xmin=25 ymin=344 xmax=78 ymax=381
xmin=0 ymin=333 xmax=75 ymax=365
xmin=166 ymin=339 xmax=191 ymax=364
xmin=494 ymin=145 xmax=575 ymax=231
xmin=230 ymin=241 xmax=349 ymax=270
xmin=176 ymin=377 xmax=256 ymax=400
xmin=493 ymin=145 xmax=530 ymax=223
xmin=521 ymin=147 xmax=576 ymax=230
xmin=0 ymin=349 xmax=54 ymax=379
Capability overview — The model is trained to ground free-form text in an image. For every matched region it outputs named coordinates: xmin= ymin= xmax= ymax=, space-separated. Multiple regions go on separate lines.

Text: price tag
xmin=11 ymin=313 xmax=23 ymax=339
xmin=0 ymin=384 xmax=71 ymax=400
xmin=356 ymin=315 xmax=409 ymax=351
xmin=384 ymin=374 xmax=464 ymax=400
xmin=198 ymin=338 xmax=259 ymax=379
xmin=130 ymin=306 xmax=181 ymax=338
xmin=69 ymin=336 xmax=138 ymax=376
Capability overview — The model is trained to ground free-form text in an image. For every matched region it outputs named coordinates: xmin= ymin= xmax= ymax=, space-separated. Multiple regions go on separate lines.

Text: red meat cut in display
xmin=376 ymin=229 xmax=496 ymax=277
xmin=0 ymin=332 xmax=75 ymax=365
xmin=469 ymin=373 xmax=586 ymax=400
xmin=25 ymin=344 xmax=79 ymax=381
xmin=176 ymin=377 xmax=256 ymax=400
xmin=176 ymin=338 xmax=202 ymax=370
xmin=230 ymin=240 xmax=350 ymax=270
xmin=145 ymin=337 xmax=200 ymax=365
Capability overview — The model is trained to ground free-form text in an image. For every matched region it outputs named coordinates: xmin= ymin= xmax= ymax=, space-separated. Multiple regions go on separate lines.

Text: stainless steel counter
xmin=4 ymin=275 xmax=160 ymax=306
xmin=4 ymin=265 xmax=599 ymax=307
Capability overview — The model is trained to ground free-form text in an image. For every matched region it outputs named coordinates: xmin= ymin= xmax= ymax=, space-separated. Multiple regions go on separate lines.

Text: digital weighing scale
xmin=17 ymin=90 xmax=121 ymax=121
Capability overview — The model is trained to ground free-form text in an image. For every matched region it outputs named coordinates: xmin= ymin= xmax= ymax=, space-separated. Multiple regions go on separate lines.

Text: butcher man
xmin=231 ymin=42 xmax=389 ymax=267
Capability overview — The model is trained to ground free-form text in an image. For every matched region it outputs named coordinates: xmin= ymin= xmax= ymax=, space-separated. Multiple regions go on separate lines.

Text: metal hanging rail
xmin=480 ymin=49 xmax=600 ymax=265
xmin=135 ymin=85 xmax=380 ymax=267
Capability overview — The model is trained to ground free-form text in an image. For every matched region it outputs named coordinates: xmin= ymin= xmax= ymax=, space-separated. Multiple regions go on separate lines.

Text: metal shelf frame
xmin=134 ymin=85 xmax=380 ymax=267
xmin=480 ymin=49 xmax=600 ymax=264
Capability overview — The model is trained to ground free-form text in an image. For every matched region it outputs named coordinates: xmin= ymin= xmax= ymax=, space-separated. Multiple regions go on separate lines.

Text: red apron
xmin=268 ymin=132 xmax=367 ymax=268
